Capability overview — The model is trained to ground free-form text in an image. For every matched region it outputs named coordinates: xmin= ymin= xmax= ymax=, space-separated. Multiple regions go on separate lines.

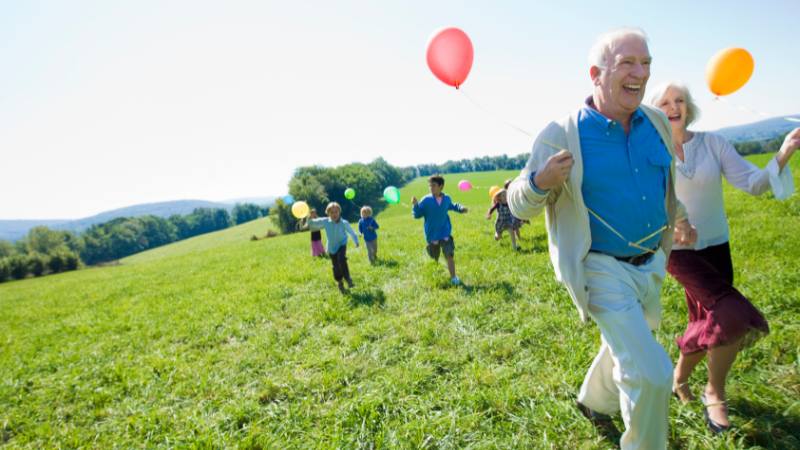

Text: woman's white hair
xmin=588 ymin=27 xmax=649 ymax=70
xmin=648 ymin=81 xmax=701 ymax=128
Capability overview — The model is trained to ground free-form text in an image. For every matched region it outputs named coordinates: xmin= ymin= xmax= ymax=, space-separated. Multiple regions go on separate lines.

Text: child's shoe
xmin=450 ymin=276 xmax=461 ymax=286
xmin=337 ymin=280 xmax=346 ymax=293
xmin=346 ymin=277 xmax=355 ymax=288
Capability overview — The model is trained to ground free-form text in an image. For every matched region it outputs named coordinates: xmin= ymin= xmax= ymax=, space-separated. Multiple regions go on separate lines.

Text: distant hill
xmin=714 ymin=114 xmax=800 ymax=143
xmin=220 ymin=196 xmax=277 ymax=206
xmin=0 ymin=220 xmax=71 ymax=242
xmin=0 ymin=199 xmax=232 ymax=242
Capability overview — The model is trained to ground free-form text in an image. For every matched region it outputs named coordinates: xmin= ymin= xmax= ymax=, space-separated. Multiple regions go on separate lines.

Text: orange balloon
xmin=488 ymin=185 xmax=501 ymax=199
xmin=706 ymin=48 xmax=754 ymax=96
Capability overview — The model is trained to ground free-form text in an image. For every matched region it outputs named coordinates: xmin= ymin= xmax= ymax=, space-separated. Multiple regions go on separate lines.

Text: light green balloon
xmin=383 ymin=186 xmax=400 ymax=204
xmin=344 ymin=188 xmax=356 ymax=200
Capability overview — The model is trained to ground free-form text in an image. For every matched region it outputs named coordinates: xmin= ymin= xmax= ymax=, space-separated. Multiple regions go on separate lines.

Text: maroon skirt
xmin=667 ymin=242 xmax=769 ymax=355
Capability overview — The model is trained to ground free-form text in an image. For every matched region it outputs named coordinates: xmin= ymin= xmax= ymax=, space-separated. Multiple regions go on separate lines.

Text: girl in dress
xmin=486 ymin=189 xmax=520 ymax=250
xmin=309 ymin=210 xmax=326 ymax=257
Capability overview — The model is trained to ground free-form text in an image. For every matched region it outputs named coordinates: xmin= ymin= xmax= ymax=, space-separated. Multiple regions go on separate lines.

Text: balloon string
xmin=458 ymin=88 xmax=568 ymax=152
xmin=713 ymin=96 xmax=799 ymax=123
xmin=459 ymin=88 xmax=534 ymax=138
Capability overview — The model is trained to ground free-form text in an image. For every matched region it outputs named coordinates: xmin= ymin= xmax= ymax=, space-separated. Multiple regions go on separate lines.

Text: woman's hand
xmin=673 ymin=219 xmax=697 ymax=246
xmin=776 ymin=127 xmax=800 ymax=170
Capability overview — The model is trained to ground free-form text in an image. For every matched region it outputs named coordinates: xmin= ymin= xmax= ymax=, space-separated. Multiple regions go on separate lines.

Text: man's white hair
xmin=649 ymin=81 xmax=701 ymax=128
xmin=588 ymin=27 xmax=649 ymax=70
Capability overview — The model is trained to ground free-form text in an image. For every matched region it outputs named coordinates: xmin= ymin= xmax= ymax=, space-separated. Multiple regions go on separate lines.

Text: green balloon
xmin=383 ymin=186 xmax=400 ymax=204
xmin=344 ymin=188 xmax=356 ymax=200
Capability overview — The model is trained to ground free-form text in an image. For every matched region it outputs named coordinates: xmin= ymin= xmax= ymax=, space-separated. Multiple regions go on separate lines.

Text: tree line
xmin=0 ymin=203 xmax=268 ymax=283
xmin=732 ymin=131 xmax=790 ymax=156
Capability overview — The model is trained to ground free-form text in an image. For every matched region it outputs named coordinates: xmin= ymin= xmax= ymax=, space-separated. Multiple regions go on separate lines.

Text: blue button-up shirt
xmin=579 ymin=104 xmax=671 ymax=257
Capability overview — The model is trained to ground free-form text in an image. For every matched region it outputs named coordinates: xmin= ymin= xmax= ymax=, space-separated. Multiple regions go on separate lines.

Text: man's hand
xmin=673 ymin=219 xmax=697 ymax=246
xmin=534 ymin=150 xmax=574 ymax=190
xmin=461 ymin=207 xmax=469 ymax=213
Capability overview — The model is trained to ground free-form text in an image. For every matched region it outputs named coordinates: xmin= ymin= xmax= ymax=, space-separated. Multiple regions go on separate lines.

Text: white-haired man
xmin=508 ymin=28 xmax=696 ymax=449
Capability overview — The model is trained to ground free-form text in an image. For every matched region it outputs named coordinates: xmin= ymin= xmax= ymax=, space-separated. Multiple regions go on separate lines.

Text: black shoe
xmin=701 ymin=394 xmax=731 ymax=434
xmin=337 ymin=281 xmax=346 ymax=294
xmin=346 ymin=277 xmax=354 ymax=288
xmin=576 ymin=401 xmax=621 ymax=444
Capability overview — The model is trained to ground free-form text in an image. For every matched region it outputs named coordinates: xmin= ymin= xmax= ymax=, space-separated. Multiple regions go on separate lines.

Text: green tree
xmin=0 ymin=258 xmax=10 ymax=282
xmin=28 ymin=254 xmax=46 ymax=277
xmin=269 ymin=199 xmax=301 ymax=234
xmin=0 ymin=240 xmax=16 ymax=258
xmin=8 ymin=255 xmax=29 ymax=280
xmin=232 ymin=203 xmax=263 ymax=225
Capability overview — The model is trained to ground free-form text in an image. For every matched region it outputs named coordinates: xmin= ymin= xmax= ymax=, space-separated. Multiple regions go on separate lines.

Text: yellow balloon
xmin=489 ymin=185 xmax=501 ymax=199
xmin=291 ymin=201 xmax=310 ymax=219
xmin=706 ymin=48 xmax=754 ymax=96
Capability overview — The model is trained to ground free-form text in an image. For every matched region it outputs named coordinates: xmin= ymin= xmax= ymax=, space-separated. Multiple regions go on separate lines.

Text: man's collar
xmin=583 ymin=96 xmax=645 ymax=129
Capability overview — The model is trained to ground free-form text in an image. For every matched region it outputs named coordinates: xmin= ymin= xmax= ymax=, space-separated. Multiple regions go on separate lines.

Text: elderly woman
xmin=650 ymin=82 xmax=800 ymax=432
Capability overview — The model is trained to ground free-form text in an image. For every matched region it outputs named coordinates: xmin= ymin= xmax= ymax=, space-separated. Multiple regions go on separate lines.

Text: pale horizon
xmin=2 ymin=0 xmax=798 ymax=219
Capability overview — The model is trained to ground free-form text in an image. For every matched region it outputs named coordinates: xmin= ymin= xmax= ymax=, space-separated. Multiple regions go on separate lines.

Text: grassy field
xmin=1 ymin=157 xmax=799 ymax=449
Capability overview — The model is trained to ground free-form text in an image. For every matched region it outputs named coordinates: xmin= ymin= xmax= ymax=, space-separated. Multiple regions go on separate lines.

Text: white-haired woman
xmin=651 ymin=82 xmax=800 ymax=433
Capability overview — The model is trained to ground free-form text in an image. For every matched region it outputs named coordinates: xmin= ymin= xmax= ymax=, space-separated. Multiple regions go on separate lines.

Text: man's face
xmin=592 ymin=35 xmax=651 ymax=120
xmin=428 ymin=181 xmax=443 ymax=196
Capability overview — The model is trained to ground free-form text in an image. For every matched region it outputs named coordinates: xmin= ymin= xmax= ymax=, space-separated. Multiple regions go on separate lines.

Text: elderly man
xmin=508 ymin=28 xmax=696 ymax=449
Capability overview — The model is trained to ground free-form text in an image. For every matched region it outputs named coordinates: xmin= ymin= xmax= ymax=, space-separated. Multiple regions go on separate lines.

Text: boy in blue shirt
xmin=358 ymin=205 xmax=380 ymax=265
xmin=412 ymin=175 xmax=469 ymax=285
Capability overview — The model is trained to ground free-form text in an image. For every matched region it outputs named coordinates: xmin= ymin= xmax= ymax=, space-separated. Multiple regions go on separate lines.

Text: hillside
xmin=1 ymin=160 xmax=798 ymax=448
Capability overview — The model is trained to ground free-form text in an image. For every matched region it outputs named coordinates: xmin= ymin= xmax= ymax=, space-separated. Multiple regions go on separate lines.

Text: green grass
xmin=1 ymin=158 xmax=799 ymax=449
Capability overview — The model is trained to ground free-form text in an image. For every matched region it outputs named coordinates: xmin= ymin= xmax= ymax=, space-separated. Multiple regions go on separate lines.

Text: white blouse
xmin=674 ymin=132 xmax=794 ymax=250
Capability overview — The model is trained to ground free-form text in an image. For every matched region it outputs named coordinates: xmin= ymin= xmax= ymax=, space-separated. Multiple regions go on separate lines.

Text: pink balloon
xmin=458 ymin=180 xmax=472 ymax=191
xmin=426 ymin=27 xmax=473 ymax=89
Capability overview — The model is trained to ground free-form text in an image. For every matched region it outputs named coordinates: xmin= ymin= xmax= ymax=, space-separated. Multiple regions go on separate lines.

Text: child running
xmin=411 ymin=175 xmax=468 ymax=285
xmin=306 ymin=202 xmax=359 ymax=293
xmin=486 ymin=188 xmax=520 ymax=250
xmin=357 ymin=206 xmax=380 ymax=264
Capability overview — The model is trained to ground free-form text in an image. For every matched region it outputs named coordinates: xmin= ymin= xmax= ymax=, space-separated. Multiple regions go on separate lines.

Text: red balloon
xmin=426 ymin=27 xmax=473 ymax=89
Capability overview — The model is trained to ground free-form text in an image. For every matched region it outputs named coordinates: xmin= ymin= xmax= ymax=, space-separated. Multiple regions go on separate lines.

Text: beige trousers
xmin=577 ymin=250 xmax=672 ymax=450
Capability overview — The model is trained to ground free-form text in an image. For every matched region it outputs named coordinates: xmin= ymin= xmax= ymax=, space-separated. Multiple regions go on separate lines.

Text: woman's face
xmin=657 ymin=86 xmax=688 ymax=132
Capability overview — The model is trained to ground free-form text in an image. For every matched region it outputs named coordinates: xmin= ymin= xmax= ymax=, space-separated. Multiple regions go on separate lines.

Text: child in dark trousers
xmin=412 ymin=175 xmax=468 ymax=285
xmin=306 ymin=202 xmax=359 ymax=293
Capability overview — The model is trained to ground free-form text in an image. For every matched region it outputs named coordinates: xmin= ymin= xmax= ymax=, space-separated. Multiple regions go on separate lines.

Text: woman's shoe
xmin=701 ymin=394 xmax=731 ymax=434
xmin=672 ymin=381 xmax=695 ymax=404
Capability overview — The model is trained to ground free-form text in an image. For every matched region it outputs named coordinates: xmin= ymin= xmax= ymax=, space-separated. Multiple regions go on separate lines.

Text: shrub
xmin=28 ymin=254 xmax=46 ymax=277
xmin=8 ymin=255 xmax=29 ymax=280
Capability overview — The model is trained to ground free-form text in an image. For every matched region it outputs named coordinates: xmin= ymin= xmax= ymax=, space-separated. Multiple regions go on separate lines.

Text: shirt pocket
xmin=647 ymin=145 xmax=672 ymax=168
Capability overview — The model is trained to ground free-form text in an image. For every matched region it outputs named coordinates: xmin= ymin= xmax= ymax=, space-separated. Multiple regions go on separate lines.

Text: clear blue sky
xmin=2 ymin=0 xmax=797 ymax=219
